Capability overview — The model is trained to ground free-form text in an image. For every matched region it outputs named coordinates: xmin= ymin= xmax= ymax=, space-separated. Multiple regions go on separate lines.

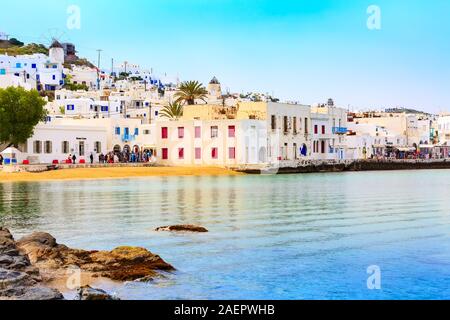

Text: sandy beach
xmin=0 ymin=166 xmax=242 ymax=183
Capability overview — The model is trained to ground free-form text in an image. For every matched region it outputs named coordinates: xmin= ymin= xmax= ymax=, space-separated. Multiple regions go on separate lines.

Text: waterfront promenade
xmin=2 ymin=159 xmax=450 ymax=182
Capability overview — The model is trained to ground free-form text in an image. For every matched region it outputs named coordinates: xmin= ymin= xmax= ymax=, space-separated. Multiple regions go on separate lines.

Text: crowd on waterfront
xmin=63 ymin=150 xmax=156 ymax=165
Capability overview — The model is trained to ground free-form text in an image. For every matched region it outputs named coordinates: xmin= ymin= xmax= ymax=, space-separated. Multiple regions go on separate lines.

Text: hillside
xmin=0 ymin=41 xmax=48 ymax=55
xmin=0 ymin=38 xmax=95 ymax=68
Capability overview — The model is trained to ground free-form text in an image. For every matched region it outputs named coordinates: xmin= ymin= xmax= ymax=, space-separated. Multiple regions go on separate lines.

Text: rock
xmin=75 ymin=285 xmax=119 ymax=300
xmin=0 ymin=228 xmax=65 ymax=300
xmin=155 ymin=225 xmax=209 ymax=233
xmin=16 ymin=233 xmax=174 ymax=282
xmin=17 ymin=286 xmax=64 ymax=300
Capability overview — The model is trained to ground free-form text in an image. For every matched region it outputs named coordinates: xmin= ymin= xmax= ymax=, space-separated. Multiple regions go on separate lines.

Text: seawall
xmin=235 ymin=160 xmax=450 ymax=174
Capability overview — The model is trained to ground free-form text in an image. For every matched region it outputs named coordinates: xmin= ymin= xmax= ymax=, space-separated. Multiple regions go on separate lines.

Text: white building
xmin=0 ymin=41 xmax=65 ymax=91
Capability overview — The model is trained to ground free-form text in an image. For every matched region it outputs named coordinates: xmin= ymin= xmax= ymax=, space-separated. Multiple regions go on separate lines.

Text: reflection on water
xmin=1 ymin=170 xmax=450 ymax=300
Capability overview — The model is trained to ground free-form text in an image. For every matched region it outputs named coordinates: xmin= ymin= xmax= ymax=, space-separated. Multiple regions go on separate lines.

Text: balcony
xmin=122 ymin=134 xmax=136 ymax=142
xmin=332 ymin=127 xmax=348 ymax=135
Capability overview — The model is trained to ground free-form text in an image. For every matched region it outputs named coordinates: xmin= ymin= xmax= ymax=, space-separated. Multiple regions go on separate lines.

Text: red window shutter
xmin=212 ymin=148 xmax=218 ymax=159
xmin=178 ymin=148 xmax=184 ymax=159
xmin=162 ymin=127 xmax=168 ymax=139
xmin=322 ymin=125 xmax=325 ymax=134
xmin=314 ymin=125 xmax=318 ymax=134
xmin=195 ymin=126 xmax=201 ymax=138
xmin=195 ymin=148 xmax=202 ymax=159
xmin=228 ymin=126 xmax=236 ymax=138
xmin=162 ymin=148 xmax=168 ymax=160
xmin=229 ymin=147 xmax=236 ymax=159
xmin=178 ymin=127 xmax=184 ymax=139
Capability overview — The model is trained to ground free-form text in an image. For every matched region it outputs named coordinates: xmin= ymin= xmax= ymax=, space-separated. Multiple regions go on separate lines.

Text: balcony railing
xmin=332 ymin=127 xmax=348 ymax=135
xmin=122 ymin=134 xmax=136 ymax=142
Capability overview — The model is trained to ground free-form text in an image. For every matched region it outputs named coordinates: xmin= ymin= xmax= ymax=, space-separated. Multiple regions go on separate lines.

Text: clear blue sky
xmin=2 ymin=0 xmax=449 ymax=112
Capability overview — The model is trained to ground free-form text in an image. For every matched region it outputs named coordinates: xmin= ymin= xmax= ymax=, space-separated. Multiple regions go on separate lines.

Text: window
xmin=67 ymin=105 xmax=75 ymax=111
xmin=304 ymin=118 xmax=309 ymax=134
xmin=211 ymin=148 xmax=218 ymax=159
xmin=0 ymin=69 xmax=5 ymax=75
xmin=52 ymin=75 xmax=56 ymax=80
xmin=293 ymin=117 xmax=297 ymax=134
xmin=16 ymin=63 xmax=21 ymax=68
xmin=161 ymin=127 xmax=168 ymax=139
xmin=33 ymin=141 xmax=42 ymax=154
xmin=95 ymin=141 xmax=102 ymax=153
xmin=78 ymin=141 xmax=84 ymax=157
xmin=322 ymin=125 xmax=326 ymax=135
xmin=271 ymin=115 xmax=277 ymax=130
xmin=229 ymin=147 xmax=236 ymax=159
xmin=134 ymin=128 xmax=139 ymax=136
xmin=314 ymin=125 xmax=318 ymax=134
xmin=101 ymin=106 xmax=108 ymax=112
xmin=62 ymin=141 xmax=69 ymax=154
xmin=178 ymin=127 xmax=184 ymax=139
xmin=143 ymin=130 xmax=150 ymax=135
xmin=321 ymin=141 xmax=326 ymax=154
xmin=195 ymin=148 xmax=202 ymax=160
xmin=115 ymin=127 xmax=121 ymax=135
xmin=283 ymin=116 xmax=288 ymax=133
xmin=44 ymin=141 xmax=52 ymax=154
xmin=195 ymin=126 xmax=201 ymax=138
xmin=31 ymin=64 xmax=36 ymax=69
xmin=162 ymin=148 xmax=168 ymax=160
xmin=211 ymin=126 xmax=219 ymax=138
xmin=228 ymin=126 xmax=236 ymax=138
xmin=178 ymin=148 xmax=184 ymax=159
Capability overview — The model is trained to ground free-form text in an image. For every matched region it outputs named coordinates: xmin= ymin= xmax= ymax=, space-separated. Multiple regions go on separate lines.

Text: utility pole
xmin=124 ymin=61 xmax=128 ymax=75
xmin=111 ymin=58 xmax=114 ymax=76
xmin=96 ymin=49 xmax=102 ymax=90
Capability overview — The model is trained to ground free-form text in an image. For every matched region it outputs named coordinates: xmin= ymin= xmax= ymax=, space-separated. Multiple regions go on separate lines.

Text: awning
xmin=397 ymin=147 xmax=416 ymax=152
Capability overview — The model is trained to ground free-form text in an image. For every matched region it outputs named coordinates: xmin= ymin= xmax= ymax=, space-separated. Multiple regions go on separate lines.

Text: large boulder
xmin=0 ymin=228 xmax=64 ymax=300
xmin=16 ymin=232 xmax=174 ymax=282
xmin=155 ymin=225 xmax=209 ymax=233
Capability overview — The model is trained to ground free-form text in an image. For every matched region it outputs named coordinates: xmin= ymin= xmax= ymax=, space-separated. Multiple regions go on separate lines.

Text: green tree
xmin=174 ymin=80 xmax=208 ymax=105
xmin=0 ymin=87 xmax=47 ymax=146
xmin=160 ymin=102 xmax=184 ymax=119
xmin=63 ymin=74 xmax=89 ymax=91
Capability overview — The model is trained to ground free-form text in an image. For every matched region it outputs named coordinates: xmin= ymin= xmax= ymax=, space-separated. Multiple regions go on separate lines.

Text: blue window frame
xmin=101 ymin=106 xmax=108 ymax=112
xmin=16 ymin=63 xmax=21 ymax=68
xmin=66 ymin=105 xmax=75 ymax=111
xmin=0 ymin=69 xmax=6 ymax=75
xmin=36 ymin=75 xmax=40 ymax=80
xmin=134 ymin=128 xmax=139 ymax=136
xmin=52 ymin=75 xmax=56 ymax=80
xmin=115 ymin=127 xmax=121 ymax=135
xmin=31 ymin=64 xmax=37 ymax=69
xmin=52 ymin=65 xmax=57 ymax=69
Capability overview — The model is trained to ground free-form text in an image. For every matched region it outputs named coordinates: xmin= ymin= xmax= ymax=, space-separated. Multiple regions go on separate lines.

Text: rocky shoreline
xmin=0 ymin=227 xmax=174 ymax=300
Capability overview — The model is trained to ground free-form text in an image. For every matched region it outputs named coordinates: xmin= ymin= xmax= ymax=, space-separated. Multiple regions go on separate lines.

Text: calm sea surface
xmin=1 ymin=170 xmax=450 ymax=300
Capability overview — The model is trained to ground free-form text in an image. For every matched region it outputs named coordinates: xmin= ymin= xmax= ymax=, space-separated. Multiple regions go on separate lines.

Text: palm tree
xmin=174 ymin=81 xmax=208 ymax=105
xmin=160 ymin=102 xmax=184 ymax=119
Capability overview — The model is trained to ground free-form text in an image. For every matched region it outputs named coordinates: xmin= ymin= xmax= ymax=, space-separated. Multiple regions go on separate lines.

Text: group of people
xmin=97 ymin=150 xmax=155 ymax=164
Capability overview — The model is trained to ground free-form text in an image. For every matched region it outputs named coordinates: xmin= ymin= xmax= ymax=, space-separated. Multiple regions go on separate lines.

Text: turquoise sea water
xmin=1 ymin=170 xmax=450 ymax=300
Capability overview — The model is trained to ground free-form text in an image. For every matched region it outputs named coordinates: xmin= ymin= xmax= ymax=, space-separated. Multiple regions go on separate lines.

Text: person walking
xmin=90 ymin=153 xmax=94 ymax=164
xmin=72 ymin=154 xmax=77 ymax=164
